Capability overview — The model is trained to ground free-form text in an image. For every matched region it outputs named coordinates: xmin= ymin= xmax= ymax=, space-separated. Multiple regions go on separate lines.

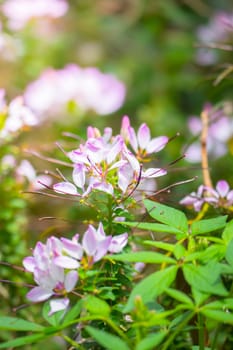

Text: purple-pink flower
xmin=121 ymin=116 xmax=168 ymax=159
xmin=23 ymin=223 xmax=128 ymax=313
xmin=2 ymin=0 xmax=68 ymax=30
xmin=53 ymin=116 xmax=167 ymax=199
xmin=185 ymin=103 xmax=233 ymax=163
xmin=0 ymin=94 xmax=38 ymax=139
xmin=24 ymin=64 xmax=126 ymax=117
xmin=180 ymin=180 xmax=233 ymax=211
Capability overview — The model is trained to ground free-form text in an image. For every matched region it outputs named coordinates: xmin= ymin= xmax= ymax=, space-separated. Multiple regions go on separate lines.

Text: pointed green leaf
xmin=226 ymin=239 xmax=233 ymax=266
xmin=165 ymin=288 xmax=193 ymax=305
xmin=201 ymin=309 xmax=233 ymax=325
xmin=121 ymin=221 xmax=184 ymax=235
xmin=0 ymin=333 xmax=46 ymax=349
xmin=84 ymin=295 xmax=111 ymax=317
xmin=144 ymin=200 xmax=188 ymax=233
xmin=107 ymin=251 xmax=176 ymax=264
xmin=191 ymin=216 xmax=227 ymax=235
xmin=124 ymin=266 xmax=178 ymax=312
xmin=173 ymin=244 xmax=186 ymax=260
xmin=135 ymin=332 xmax=166 ymax=350
xmin=143 ymin=240 xmax=174 ymax=252
xmin=222 ymin=219 xmax=233 ymax=243
xmin=85 ymin=326 xmax=130 ymax=350
xmin=63 ymin=299 xmax=83 ymax=324
xmin=183 ymin=263 xmax=228 ymax=296
xmin=0 ymin=317 xmax=44 ymax=332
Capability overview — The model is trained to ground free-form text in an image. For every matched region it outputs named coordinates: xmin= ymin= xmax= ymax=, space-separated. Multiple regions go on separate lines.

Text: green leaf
xmin=121 ymin=221 xmax=183 ymax=235
xmin=201 ymin=309 xmax=233 ymax=325
xmin=42 ymin=301 xmax=65 ymax=326
xmin=222 ymin=219 xmax=233 ymax=243
xmin=135 ymin=332 xmax=166 ymax=350
xmin=107 ymin=251 xmax=176 ymax=264
xmin=0 ymin=317 xmax=44 ymax=332
xmin=84 ymin=295 xmax=111 ymax=317
xmin=185 ymin=244 xmax=225 ymax=263
xmin=0 ymin=333 xmax=46 ymax=349
xmin=63 ymin=299 xmax=83 ymax=324
xmin=226 ymin=239 xmax=233 ymax=266
xmin=173 ymin=244 xmax=186 ymax=260
xmin=191 ymin=216 xmax=227 ymax=236
xmin=183 ymin=263 xmax=228 ymax=297
xmin=144 ymin=200 xmax=188 ymax=234
xmin=124 ymin=266 xmax=178 ymax=312
xmin=165 ymin=288 xmax=193 ymax=305
xmin=85 ymin=326 xmax=130 ymax=350
xmin=143 ymin=240 xmax=174 ymax=252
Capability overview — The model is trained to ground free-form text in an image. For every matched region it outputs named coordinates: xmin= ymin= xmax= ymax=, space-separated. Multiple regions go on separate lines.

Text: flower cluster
xmin=24 ymin=64 xmax=126 ymax=117
xmin=2 ymin=0 xmax=68 ymax=31
xmin=53 ymin=116 xmax=168 ymax=199
xmin=196 ymin=11 xmax=233 ymax=65
xmin=1 ymin=155 xmax=52 ymax=190
xmin=185 ymin=103 xmax=233 ymax=163
xmin=23 ymin=223 xmax=128 ymax=314
xmin=180 ymin=180 xmax=233 ymax=212
xmin=0 ymin=90 xmax=38 ymax=139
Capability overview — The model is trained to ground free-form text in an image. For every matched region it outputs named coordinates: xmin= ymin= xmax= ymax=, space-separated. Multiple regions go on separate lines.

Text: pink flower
xmin=109 ymin=233 xmax=128 ymax=253
xmin=24 ymin=64 xmax=126 ymax=117
xmin=180 ymin=185 xmax=205 ymax=212
xmin=186 ymin=103 xmax=233 ymax=163
xmin=204 ymin=180 xmax=233 ymax=208
xmin=23 ymin=237 xmax=79 ymax=314
xmin=2 ymin=0 xmax=68 ymax=30
xmin=82 ymin=223 xmax=112 ymax=264
xmin=0 ymin=95 xmax=38 ymax=139
xmin=121 ymin=116 xmax=168 ymax=158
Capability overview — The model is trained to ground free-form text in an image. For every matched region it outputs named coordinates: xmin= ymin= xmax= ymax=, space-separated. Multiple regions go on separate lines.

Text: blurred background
xmin=0 ymin=0 xmax=232 ymax=347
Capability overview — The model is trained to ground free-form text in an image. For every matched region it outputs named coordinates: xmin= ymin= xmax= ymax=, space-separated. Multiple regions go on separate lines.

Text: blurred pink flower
xmin=24 ymin=64 xmax=126 ymax=117
xmin=185 ymin=103 xmax=233 ymax=163
xmin=2 ymin=0 xmax=68 ymax=30
xmin=0 ymin=95 xmax=38 ymax=139
xmin=196 ymin=12 xmax=233 ymax=65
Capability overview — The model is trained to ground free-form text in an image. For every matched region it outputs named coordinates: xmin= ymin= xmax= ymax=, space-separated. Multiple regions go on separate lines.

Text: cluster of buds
xmin=180 ymin=180 xmax=233 ymax=212
xmin=23 ymin=223 xmax=128 ymax=314
xmin=53 ymin=116 xmax=168 ymax=200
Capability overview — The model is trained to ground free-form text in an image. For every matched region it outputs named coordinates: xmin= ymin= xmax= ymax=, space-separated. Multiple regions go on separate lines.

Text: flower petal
xmin=216 ymin=180 xmax=229 ymax=197
xmin=54 ymin=256 xmax=80 ymax=269
xmin=138 ymin=123 xmax=150 ymax=150
xmin=53 ymin=182 xmax=78 ymax=195
xmin=49 ymin=298 xmax=69 ymax=315
xmin=64 ymin=270 xmax=79 ymax=292
xmin=26 ymin=287 xmax=53 ymax=302
xmin=146 ymin=136 xmax=168 ymax=154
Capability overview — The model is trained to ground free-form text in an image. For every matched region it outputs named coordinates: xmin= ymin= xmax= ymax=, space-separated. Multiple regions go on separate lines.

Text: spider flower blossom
xmin=204 ymin=180 xmax=233 ymax=208
xmin=53 ymin=117 xmax=167 ymax=198
xmin=185 ymin=103 xmax=233 ymax=163
xmin=0 ymin=91 xmax=38 ymax=139
xmin=23 ymin=224 xmax=128 ymax=313
xmin=121 ymin=115 xmax=168 ymax=159
xmin=2 ymin=0 xmax=68 ymax=31
xmin=24 ymin=64 xmax=126 ymax=118
xmin=180 ymin=180 xmax=233 ymax=211
xmin=196 ymin=12 xmax=233 ymax=65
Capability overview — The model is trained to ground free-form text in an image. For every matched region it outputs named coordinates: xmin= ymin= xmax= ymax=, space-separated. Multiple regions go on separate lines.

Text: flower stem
xmin=198 ymin=313 xmax=205 ymax=350
xmin=161 ymin=311 xmax=194 ymax=350
xmin=201 ymin=109 xmax=213 ymax=190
